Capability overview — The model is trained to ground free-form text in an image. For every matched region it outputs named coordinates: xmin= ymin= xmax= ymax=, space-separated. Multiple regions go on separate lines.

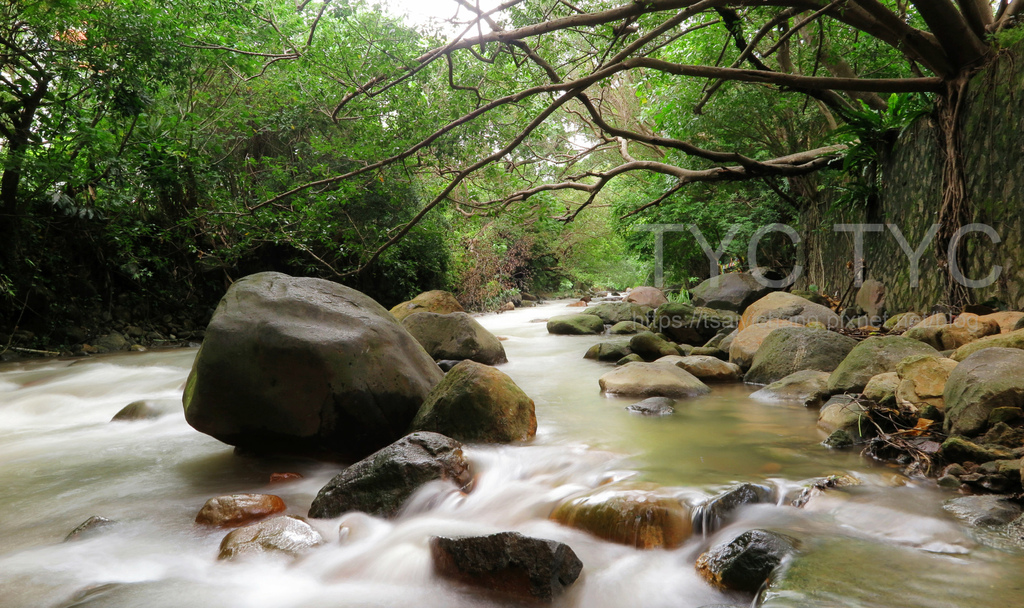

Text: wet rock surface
xmin=695 ymin=529 xmax=796 ymax=593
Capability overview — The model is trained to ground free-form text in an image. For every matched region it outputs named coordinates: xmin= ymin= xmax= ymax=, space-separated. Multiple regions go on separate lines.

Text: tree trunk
xmin=934 ymin=78 xmax=973 ymax=309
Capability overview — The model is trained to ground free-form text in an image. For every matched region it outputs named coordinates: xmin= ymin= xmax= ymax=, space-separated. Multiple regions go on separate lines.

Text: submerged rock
xmin=64 ymin=516 xmax=115 ymax=542
xmin=695 ymin=529 xmax=796 ymax=593
xmin=195 ymin=494 xmax=286 ymax=528
xmin=599 ymin=362 xmax=711 ymax=398
xmin=744 ymin=327 xmax=857 ymax=386
xmin=182 ymin=272 xmax=443 ymax=460
xmin=409 ymin=360 xmax=537 ymax=444
xmin=308 ymin=432 xmax=471 ymax=519
xmin=401 ymin=312 xmax=507 ymax=365
xmin=390 ymin=290 xmax=464 ymax=322
xmin=110 ymin=399 xmax=179 ymax=421
xmin=944 ymin=495 xmax=1023 ymax=527
xmin=546 ymin=314 xmax=605 ymax=335
xmin=750 ymin=370 xmax=831 ymax=407
xmin=551 ymin=487 xmax=692 ymax=549
xmin=626 ymin=396 xmax=676 ymax=416
xmin=217 ymin=516 xmax=323 ymax=560
xmin=430 ymin=532 xmax=583 ymax=602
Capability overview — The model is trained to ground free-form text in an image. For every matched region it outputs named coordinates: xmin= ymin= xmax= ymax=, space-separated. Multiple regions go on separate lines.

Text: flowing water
xmin=1 ymin=301 xmax=1022 ymax=608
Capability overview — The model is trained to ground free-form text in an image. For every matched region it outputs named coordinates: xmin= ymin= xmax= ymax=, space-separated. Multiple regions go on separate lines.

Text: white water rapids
xmin=1 ymin=301 xmax=1021 ymax=608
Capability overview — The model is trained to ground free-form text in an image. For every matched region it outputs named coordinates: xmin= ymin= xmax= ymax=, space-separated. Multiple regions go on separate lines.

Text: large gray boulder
xmin=401 ymin=311 xmax=507 ymax=365
xmin=744 ymin=327 xmax=858 ymax=385
xmin=308 ymin=432 xmax=471 ymax=519
xmin=691 ymin=273 xmax=775 ymax=313
xmin=409 ymin=360 xmax=537 ymax=443
xmin=738 ymin=292 xmax=840 ymax=332
xmin=826 ymin=336 xmax=938 ymax=395
xmin=944 ymin=348 xmax=1024 ymax=437
xmin=183 ymin=272 xmax=443 ymax=460
xmin=585 ymin=301 xmax=650 ymax=324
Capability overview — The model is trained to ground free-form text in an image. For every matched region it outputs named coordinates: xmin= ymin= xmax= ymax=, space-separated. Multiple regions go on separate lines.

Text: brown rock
xmin=390 ymin=290 xmax=464 ymax=321
xmin=980 ymin=311 xmax=1024 ymax=334
xmin=738 ymin=292 xmax=840 ymax=332
xmin=567 ymin=299 xmax=588 ymax=307
xmin=728 ymin=320 xmax=802 ymax=369
xmin=939 ymin=315 xmax=1000 ymax=350
xmin=269 ymin=472 xmax=303 ymax=483
xmin=625 ymin=286 xmax=668 ymax=308
xmin=218 ymin=516 xmax=323 ymax=560
xmin=196 ymin=494 xmax=286 ymax=527
xmin=551 ymin=486 xmax=692 ymax=549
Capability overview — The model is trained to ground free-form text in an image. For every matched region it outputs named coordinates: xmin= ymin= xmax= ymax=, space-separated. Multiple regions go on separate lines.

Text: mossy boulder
xmin=818 ymin=395 xmax=873 ymax=439
xmin=546 ymin=314 xmax=605 ymax=335
xmin=943 ymin=348 xmax=1024 ymax=437
xmin=951 ymin=328 xmax=1024 ymax=361
xmin=750 ymin=370 xmax=831 ymax=407
xmin=583 ymin=340 xmax=633 ymax=362
xmin=551 ymin=486 xmax=692 ymax=549
xmin=629 ymin=331 xmax=680 ymax=361
xmin=826 ymin=336 xmax=939 ymax=395
xmin=586 ymin=301 xmax=650 ymax=324
xmin=402 ymin=312 xmax=507 ymax=365
xmin=609 ymin=320 xmax=648 ymax=335
xmin=183 ymin=272 xmax=443 ymax=460
xmin=744 ymin=327 xmax=858 ymax=386
xmin=652 ymin=303 xmax=739 ymax=345
xmin=390 ymin=290 xmax=464 ymax=322
xmin=410 ymin=361 xmax=537 ymax=443
xmin=308 ymin=431 xmax=471 ymax=519
xmin=728 ymin=320 xmax=803 ymax=370
xmin=862 ymin=372 xmax=900 ymax=405
xmin=598 ymin=362 xmax=711 ymax=398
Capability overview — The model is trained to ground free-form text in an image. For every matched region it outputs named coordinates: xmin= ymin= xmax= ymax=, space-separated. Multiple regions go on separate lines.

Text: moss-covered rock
xmin=862 ymin=372 xmax=900 ymax=405
xmin=652 ymin=303 xmax=739 ymax=345
xmin=410 ymin=361 xmax=537 ymax=443
xmin=943 ymin=347 xmax=1024 ymax=437
xmin=629 ymin=331 xmax=682 ymax=361
xmin=586 ymin=301 xmax=651 ymax=325
xmin=402 ymin=312 xmax=507 ymax=365
xmin=390 ymin=290 xmax=464 ymax=321
xmin=608 ymin=320 xmax=648 ymax=335
xmin=951 ymin=328 xmax=1024 ymax=361
xmin=826 ymin=336 xmax=939 ymax=394
xmin=546 ymin=314 xmax=605 ymax=335
xmin=744 ymin=327 xmax=858 ymax=386
xmin=584 ymin=340 xmax=633 ymax=362
xmin=818 ymin=395 xmax=873 ymax=439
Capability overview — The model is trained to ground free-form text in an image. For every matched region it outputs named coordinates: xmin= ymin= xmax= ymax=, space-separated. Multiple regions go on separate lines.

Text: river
xmin=1 ymin=301 xmax=1021 ymax=607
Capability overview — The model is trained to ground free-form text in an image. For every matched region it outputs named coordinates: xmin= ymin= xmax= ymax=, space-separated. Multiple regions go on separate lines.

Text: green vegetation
xmin=0 ymin=0 xmax=1015 ymax=346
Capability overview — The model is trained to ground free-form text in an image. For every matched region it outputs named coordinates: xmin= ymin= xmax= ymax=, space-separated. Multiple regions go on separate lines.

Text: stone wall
xmin=798 ymin=45 xmax=1024 ymax=313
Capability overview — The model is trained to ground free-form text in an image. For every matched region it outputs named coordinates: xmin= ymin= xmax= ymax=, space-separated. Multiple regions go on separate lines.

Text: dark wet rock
xmin=586 ymin=302 xmax=650 ymax=325
xmin=744 ymin=327 xmax=858 ymax=386
xmin=943 ymin=495 xmax=1023 ymax=527
xmin=738 ymin=292 xmax=840 ymax=332
xmin=826 ymin=336 xmax=939 ymax=395
xmin=546 ymin=314 xmax=605 ymax=335
xmin=94 ymin=332 xmax=129 ymax=352
xmin=64 ymin=516 xmax=115 ymax=542
xmin=652 ymin=303 xmax=740 ymax=345
xmin=817 ymin=395 xmax=873 ymax=439
xmin=599 ymin=362 xmax=710 ymax=398
xmin=409 ymin=360 xmax=536 ymax=443
xmin=430 ymin=532 xmax=583 ymax=602
xmin=625 ymin=286 xmax=668 ymax=308
xmin=626 ymin=396 xmax=676 ymax=416
xmin=695 ymin=529 xmax=796 ymax=593
xmin=195 ymin=494 xmax=286 ymax=528
xmin=750 ymin=370 xmax=831 ymax=408
xmin=551 ymin=486 xmax=692 ymax=549
xmin=629 ymin=331 xmax=681 ymax=361
xmin=822 ymin=429 xmax=855 ymax=449
xmin=183 ymin=272 xmax=443 ymax=460
xmin=690 ymin=346 xmax=728 ymax=360
xmin=309 ymin=432 xmax=471 ymax=519
xmin=943 ymin=348 xmax=1024 ymax=437
xmin=218 ymin=515 xmax=323 ymax=560
xmin=401 ymin=312 xmax=507 ymax=365
xmin=584 ymin=340 xmax=632 ymax=362
xmin=437 ymin=360 xmax=462 ymax=372
xmin=692 ymin=483 xmax=774 ymax=535
xmin=390 ymin=290 xmax=464 ymax=322
xmin=110 ymin=399 xmax=179 ymax=421
xmin=609 ymin=321 xmax=648 ymax=335
xmin=691 ymin=273 xmax=776 ymax=313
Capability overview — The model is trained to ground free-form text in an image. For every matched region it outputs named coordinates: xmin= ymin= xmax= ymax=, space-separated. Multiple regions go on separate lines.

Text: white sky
xmin=384 ymin=0 xmax=505 ymax=30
